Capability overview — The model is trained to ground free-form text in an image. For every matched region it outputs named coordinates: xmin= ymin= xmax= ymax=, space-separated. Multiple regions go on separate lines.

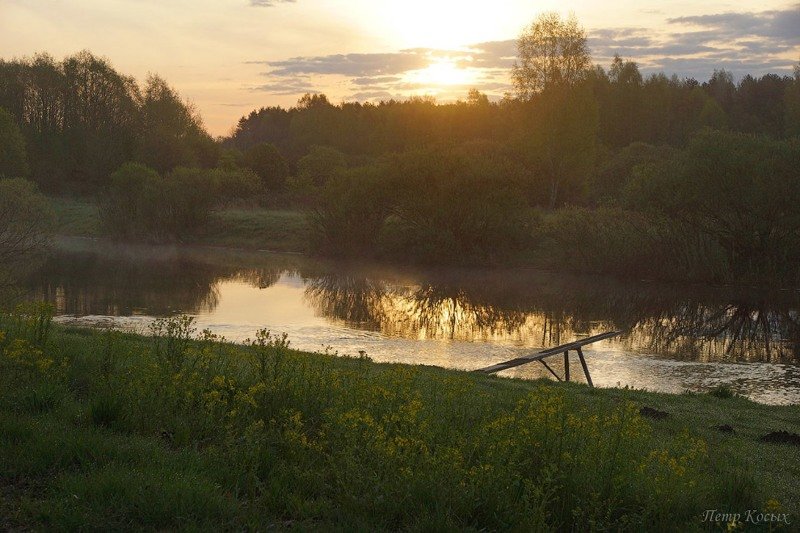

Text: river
xmin=21 ymin=237 xmax=800 ymax=405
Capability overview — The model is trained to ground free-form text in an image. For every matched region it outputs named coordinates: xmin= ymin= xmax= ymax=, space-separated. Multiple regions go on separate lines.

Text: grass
xmin=198 ymin=208 xmax=309 ymax=252
xmin=49 ymin=196 xmax=310 ymax=253
xmin=1 ymin=306 xmax=798 ymax=530
xmin=49 ymin=197 xmax=101 ymax=237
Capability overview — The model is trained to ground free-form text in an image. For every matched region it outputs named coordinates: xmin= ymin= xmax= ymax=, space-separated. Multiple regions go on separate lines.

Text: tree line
xmin=1 ymin=13 xmax=799 ymax=283
xmin=0 ymin=52 xmax=217 ymax=193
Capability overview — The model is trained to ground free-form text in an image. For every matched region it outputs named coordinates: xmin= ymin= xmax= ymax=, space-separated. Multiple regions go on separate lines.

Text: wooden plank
xmin=476 ymin=331 xmax=621 ymax=374
xmin=563 ymin=351 xmax=570 ymax=382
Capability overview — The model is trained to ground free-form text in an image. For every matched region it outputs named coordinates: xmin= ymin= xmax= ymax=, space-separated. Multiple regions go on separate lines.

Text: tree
xmin=0 ymin=107 xmax=28 ymax=178
xmin=786 ymin=63 xmax=800 ymax=138
xmin=139 ymin=75 xmax=212 ymax=173
xmin=0 ymin=178 xmax=53 ymax=267
xmin=521 ymin=85 xmax=599 ymax=208
xmin=243 ymin=142 xmax=289 ymax=190
xmin=512 ymin=12 xmax=591 ymax=99
xmin=297 ymin=145 xmax=346 ymax=186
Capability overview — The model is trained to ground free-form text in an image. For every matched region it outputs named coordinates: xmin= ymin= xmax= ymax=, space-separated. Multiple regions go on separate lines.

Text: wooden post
xmin=563 ymin=351 xmax=570 ymax=382
xmin=576 ymin=347 xmax=593 ymax=387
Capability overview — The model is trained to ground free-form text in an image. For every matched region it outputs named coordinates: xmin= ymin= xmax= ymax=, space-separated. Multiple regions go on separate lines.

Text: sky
xmin=1 ymin=0 xmax=798 ymax=136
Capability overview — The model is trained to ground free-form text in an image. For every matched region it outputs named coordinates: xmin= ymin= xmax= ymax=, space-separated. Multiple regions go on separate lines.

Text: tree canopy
xmin=512 ymin=12 xmax=591 ymax=99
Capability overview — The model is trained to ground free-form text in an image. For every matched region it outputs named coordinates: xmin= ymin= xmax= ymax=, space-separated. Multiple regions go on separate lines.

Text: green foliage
xmin=0 ymin=178 xmax=54 ymax=272
xmin=98 ymin=163 xmax=165 ymax=240
xmin=207 ymin=167 xmax=262 ymax=205
xmin=2 ymin=315 xmax=791 ymax=529
xmin=785 ymin=64 xmax=800 ymax=138
xmin=309 ymin=165 xmax=390 ymax=256
xmin=243 ymin=142 xmax=288 ymax=190
xmin=592 ymin=142 xmax=673 ymax=201
xmin=0 ymin=107 xmax=28 ymax=178
xmin=139 ymin=75 xmax=216 ymax=173
xmin=297 ymin=145 xmax=346 ymax=186
xmin=512 ymin=12 xmax=591 ymax=98
xmin=708 ymin=385 xmax=735 ymax=399
xmin=628 ymin=130 xmax=800 ymax=281
xmin=535 ymin=207 xmax=728 ymax=281
xmin=376 ymin=146 xmax=531 ymax=264
xmin=99 ymin=163 xmax=216 ymax=242
xmin=310 ymin=145 xmax=532 ymax=263
xmin=98 ymin=163 xmax=266 ymax=242
xmin=0 ymin=53 xmax=215 ymax=192
xmin=518 ymin=85 xmax=599 ymax=207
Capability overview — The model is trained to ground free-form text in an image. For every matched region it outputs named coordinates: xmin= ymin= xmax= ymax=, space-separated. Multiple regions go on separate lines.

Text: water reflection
xmin=23 ymin=238 xmax=800 ymax=368
xmin=302 ymin=270 xmax=800 ymax=363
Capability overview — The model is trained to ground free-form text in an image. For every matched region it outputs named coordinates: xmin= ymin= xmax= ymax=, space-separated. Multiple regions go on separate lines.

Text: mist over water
xmin=25 ymin=237 xmax=800 ymax=405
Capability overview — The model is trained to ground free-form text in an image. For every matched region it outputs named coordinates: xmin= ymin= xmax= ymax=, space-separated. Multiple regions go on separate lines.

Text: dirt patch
xmin=639 ymin=406 xmax=669 ymax=420
xmin=759 ymin=431 xmax=800 ymax=446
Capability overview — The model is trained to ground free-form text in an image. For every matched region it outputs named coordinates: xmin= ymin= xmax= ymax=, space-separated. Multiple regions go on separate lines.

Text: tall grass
xmin=0 ymin=309 xmax=775 ymax=530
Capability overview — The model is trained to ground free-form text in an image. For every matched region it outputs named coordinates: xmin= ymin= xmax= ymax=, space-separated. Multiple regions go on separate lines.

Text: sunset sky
xmin=2 ymin=0 xmax=798 ymax=135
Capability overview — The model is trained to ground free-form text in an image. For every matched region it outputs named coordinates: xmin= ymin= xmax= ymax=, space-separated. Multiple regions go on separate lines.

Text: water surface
xmin=23 ymin=237 xmax=800 ymax=405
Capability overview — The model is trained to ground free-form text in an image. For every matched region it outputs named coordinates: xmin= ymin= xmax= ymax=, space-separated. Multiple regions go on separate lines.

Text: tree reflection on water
xmin=25 ymin=239 xmax=800 ymax=363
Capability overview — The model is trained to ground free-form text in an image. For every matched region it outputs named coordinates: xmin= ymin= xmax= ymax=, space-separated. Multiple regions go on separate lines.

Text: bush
xmin=297 ymin=145 xmax=346 ymax=186
xmin=308 ymin=165 xmax=390 ymax=256
xmin=625 ymin=131 xmax=800 ymax=281
xmin=0 ymin=178 xmax=54 ymax=274
xmin=99 ymin=163 xmax=166 ymax=240
xmin=535 ymin=206 xmax=728 ymax=281
xmin=0 ymin=107 xmax=29 ymax=179
xmin=99 ymin=163 xmax=217 ymax=242
xmin=310 ymin=145 xmax=532 ymax=263
xmin=243 ymin=143 xmax=288 ymax=190
xmin=207 ymin=168 xmax=262 ymax=205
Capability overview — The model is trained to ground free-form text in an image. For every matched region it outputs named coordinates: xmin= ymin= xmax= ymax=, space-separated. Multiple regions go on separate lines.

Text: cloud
xmin=249 ymin=77 xmax=315 ymax=95
xmin=590 ymin=5 xmax=799 ymax=78
xmin=668 ymin=7 xmax=800 ymax=44
xmin=249 ymin=0 xmax=295 ymax=6
xmin=264 ymin=52 xmax=429 ymax=77
xmin=249 ymin=5 xmax=799 ymax=101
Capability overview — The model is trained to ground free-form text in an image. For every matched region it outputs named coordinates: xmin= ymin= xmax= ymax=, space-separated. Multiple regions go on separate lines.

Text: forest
xmin=1 ymin=14 xmax=800 ymax=283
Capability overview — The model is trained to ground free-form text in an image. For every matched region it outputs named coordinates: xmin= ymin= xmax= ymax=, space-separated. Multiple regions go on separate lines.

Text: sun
xmin=404 ymin=58 xmax=479 ymax=88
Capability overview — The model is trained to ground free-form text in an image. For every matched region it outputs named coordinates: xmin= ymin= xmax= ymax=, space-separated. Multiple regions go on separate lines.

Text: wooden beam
xmin=563 ymin=351 xmax=570 ymax=382
xmin=539 ymin=359 xmax=561 ymax=381
xmin=577 ymin=347 xmax=593 ymax=387
xmin=476 ymin=331 xmax=622 ymax=374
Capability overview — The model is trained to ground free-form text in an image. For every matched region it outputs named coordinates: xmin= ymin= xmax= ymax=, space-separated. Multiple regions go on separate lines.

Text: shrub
xmin=243 ymin=143 xmax=288 ymax=190
xmin=535 ymin=206 xmax=728 ymax=281
xmin=0 ymin=178 xmax=54 ymax=268
xmin=99 ymin=163 xmax=218 ymax=242
xmin=625 ymin=131 xmax=800 ymax=282
xmin=297 ymin=145 xmax=346 ymax=186
xmin=0 ymin=107 xmax=29 ymax=178
xmin=207 ymin=168 xmax=262 ymax=205
xmin=308 ymin=165 xmax=390 ymax=256
xmin=99 ymin=162 xmax=165 ymax=240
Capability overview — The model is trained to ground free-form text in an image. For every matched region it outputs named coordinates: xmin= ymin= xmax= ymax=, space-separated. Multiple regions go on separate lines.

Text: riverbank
xmin=1 ymin=312 xmax=798 ymax=530
xmin=51 ymin=197 xmax=310 ymax=253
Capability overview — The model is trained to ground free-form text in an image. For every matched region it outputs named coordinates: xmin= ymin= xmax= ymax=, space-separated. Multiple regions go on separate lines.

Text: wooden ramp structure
xmin=476 ymin=331 xmax=622 ymax=387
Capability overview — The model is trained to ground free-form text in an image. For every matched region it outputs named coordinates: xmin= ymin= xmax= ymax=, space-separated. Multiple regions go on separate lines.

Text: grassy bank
xmin=1 ymin=308 xmax=797 ymax=530
xmin=50 ymin=197 xmax=310 ymax=253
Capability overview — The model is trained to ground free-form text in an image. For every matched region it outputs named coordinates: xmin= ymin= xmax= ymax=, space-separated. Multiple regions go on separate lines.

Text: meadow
xmin=51 ymin=197 xmax=310 ymax=253
xmin=1 ymin=305 xmax=798 ymax=530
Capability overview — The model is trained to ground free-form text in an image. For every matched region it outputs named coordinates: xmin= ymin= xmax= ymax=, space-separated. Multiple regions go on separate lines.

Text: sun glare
xmin=404 ymin=58 xmax=479 ymax=89
xmin=376 ymin=0 xmax=521 ymax=50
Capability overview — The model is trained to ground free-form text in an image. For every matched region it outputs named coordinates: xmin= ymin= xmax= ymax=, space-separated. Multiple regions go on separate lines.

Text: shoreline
xmin=2 ymin=321 xmax=799 ymax=528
